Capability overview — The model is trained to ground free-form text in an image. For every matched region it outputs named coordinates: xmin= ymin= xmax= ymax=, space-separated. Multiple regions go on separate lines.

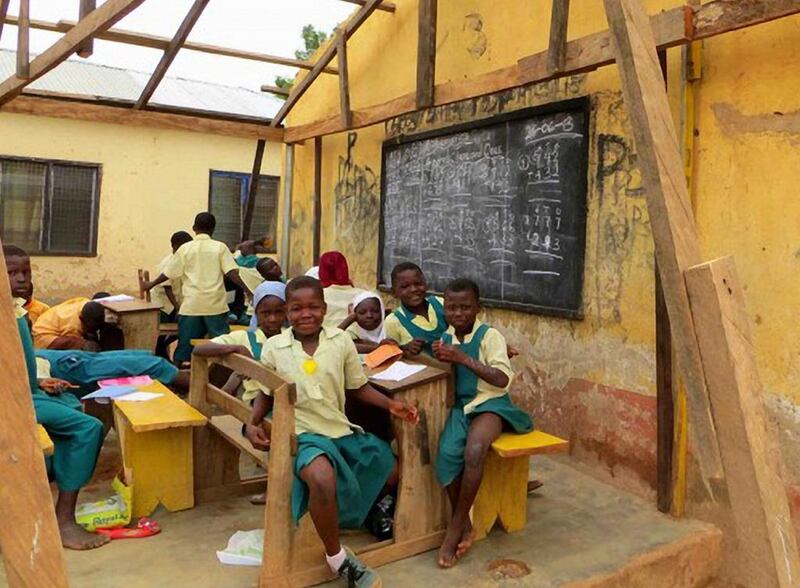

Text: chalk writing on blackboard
xmin=379 ymin=98 xmax=590 ymax=318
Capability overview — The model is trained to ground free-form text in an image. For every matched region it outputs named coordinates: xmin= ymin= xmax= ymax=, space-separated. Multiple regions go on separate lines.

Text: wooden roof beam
xmin=340 ymin=0 xmax=395 ymax=13
xmin=77 ymin=0 xmax=97 ymax=58
xmin=16 ymin=0 xmax=28 ymax=79
xmin=0 ymin=0 xmax=9 ymax=42
xmin=1 ymin=15 xmax=338 ymax=75
xmin=271 ymin=0 xmax=384 ymax=127
xmin=261 ymin=84 xmax=290 ymax=97
xmin=135 ymin=0 xmax=210 ymax=109
xmin=546 ymin=0 xmax=570 ymax=74
xmin=415 ymin=0 xmax=437 ymax=108
xmin=0 ymin=0 xmax=147 ymax=106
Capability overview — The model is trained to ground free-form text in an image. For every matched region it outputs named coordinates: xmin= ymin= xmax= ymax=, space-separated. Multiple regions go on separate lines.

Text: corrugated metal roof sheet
xmin=0 ymin=49 xmax=283 ymax=119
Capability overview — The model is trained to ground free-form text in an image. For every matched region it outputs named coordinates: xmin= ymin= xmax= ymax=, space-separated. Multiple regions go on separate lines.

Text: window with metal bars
xmin=0 ymin=156 xmax=101 ymax=256
xmin=208 ymin=170 xmax=279 ymax=251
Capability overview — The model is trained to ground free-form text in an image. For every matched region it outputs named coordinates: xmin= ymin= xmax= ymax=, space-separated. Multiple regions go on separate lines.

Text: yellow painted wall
xmin=284 ymin=0 xmax=800 ymax=497
xmin=0 ymin=113 xmax=282 ymax=301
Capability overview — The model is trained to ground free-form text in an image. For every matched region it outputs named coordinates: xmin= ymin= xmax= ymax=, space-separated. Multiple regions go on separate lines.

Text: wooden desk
xmin=100 ymin=299 xmax=162 ymax=352
xmin=366 ymin=363 xmax=452 ymax=543
xmin=112 ymin=381 xmax=207 ymax=517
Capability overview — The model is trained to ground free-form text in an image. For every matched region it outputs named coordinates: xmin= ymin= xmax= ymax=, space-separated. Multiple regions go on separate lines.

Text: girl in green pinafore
xmin=432 ymin=278 xmax=533 ymax=569
xmin=384 ymin=262 xmax=448 ymax=356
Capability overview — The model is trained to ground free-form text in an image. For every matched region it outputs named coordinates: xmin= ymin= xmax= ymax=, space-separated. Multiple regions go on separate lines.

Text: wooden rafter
xmin=261 ymin=84 xmax=290 ymax=97
xmin=341 ymin=0 xmax=395 ymax=13
xmin=337 ymin=35 xmax=352 ymax=127
xmin=284 ymin=0 xmax=800 ymax=143
xmin=415 ymin=0 xmax=437 ymax=108
xmin=135 ymin=0 xmax=210 ymax=109
xmin=0 ymin=0 xmax=147 ymax=106
xmin=546 ymin=0 xmax=570 ymax=73
xmin=16 ymin=0 xmax=29 ymax=79
xmin=2 ymin=15 xmax=338 ymax=75
xmin=2 ymin=95 xmax=285 ymax=141
xmin=0 ymin=0 xmax=9 ymax=42
xmin=271 ymin=0 xmax=384 ymax=127
xmin=77 ymin=0 xmax=97 ymax=58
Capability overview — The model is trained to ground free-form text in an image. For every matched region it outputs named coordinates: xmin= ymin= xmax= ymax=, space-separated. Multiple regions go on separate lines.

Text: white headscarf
xmin=351 ymin=291 xmax=386 ymax=343
xmin=249 ymin=281 xmax=286 ymax=330
xmin=305 ymin=266 xmax=320 ymax=279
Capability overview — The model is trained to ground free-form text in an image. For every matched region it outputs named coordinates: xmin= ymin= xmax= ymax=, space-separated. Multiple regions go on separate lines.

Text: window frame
xmin=206 ymin=169 xmax=279 ymax=253
xmin=0 ymin=154 xmax=102 ymax=257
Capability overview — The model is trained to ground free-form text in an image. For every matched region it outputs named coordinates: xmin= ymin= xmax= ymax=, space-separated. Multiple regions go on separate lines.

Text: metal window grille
xmin=208 ymin=170 xmax=279 ymax=250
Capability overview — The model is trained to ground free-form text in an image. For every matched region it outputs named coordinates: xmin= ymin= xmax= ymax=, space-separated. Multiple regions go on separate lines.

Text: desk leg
xmin=472 ymin=453 xmax=528 ymax=540
xmin=117 ymin=310 xmax=159 ymax=351
xmin=114 ymin=409 xmax=195 ymax=518
xmin=393 ymin=380 xmax=449 ymax=543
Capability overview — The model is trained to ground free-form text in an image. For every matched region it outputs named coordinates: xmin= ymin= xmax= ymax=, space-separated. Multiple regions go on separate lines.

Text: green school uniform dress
xmin=435 ymin=323 xmax=533 ymax=487
xmin=35 ymin=349 xmax=179 ymax=397
xmin=387 ymin=295 xmax=447 ymax=354
xmin=17 ymin=316 xmax=104 ymax=492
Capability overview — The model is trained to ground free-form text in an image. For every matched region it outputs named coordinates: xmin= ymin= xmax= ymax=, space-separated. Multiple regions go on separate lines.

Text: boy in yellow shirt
xmin=243 ymin=276 xmax=418 ymax=587
xmin=4 ymin=244 xmax=50 ymax=324
xmin=151 ymin=231 xmax=193 ymax=322
xmin=142 ymin=213 xmax=252 ymax=363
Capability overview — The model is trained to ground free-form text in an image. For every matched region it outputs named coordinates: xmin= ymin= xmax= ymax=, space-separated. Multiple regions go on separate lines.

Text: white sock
xmin=326 ymin=546 xmax=347 ymax=572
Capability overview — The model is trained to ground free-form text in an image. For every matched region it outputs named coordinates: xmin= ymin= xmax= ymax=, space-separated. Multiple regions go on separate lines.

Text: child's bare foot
xmin=455 ymin=520 xmax=474 ymax=559
xmin=60 ymin=520 xmax=110 ymax=550
xmin=437 ymin=525 xmax=463 ymax=568
xmin=249 ymin=492 xmax=266 ymax=505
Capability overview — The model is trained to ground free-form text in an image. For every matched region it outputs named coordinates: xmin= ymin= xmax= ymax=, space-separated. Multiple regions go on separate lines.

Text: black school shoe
xmin=364 ymin=494 xmax=395 ymax=541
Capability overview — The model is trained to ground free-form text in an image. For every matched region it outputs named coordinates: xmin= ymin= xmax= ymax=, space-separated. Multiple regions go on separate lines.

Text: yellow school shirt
xmin=260 ymin=326 xmax=368 ymax=438
xmin=151 ymin=253 xmax=182 ymax=315
xmin=24 ymin=298 xmax=50 ymax=325
xmin=211 ymin=329 xmax=270 ymax=403
xmin=163 ymin=234 xmax=237 ymax=316
xmin=32 ymin=297 xmax=89 ymax=349
xmin=447 ymin=319 xmax=513 ymax=415
xmin=384 ymin=296 xmax=444 ymax=346
xmin=323 ymin=285 xmax=366 ymax=328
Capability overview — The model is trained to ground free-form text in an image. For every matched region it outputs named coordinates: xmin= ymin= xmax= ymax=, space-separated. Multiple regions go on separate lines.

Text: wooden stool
xmin=113 ymin=382 xmax=207 ymax=517
xmin=472 ymin=430 xmax=569 ymax=540
xmin=37 ymin=424 xmax=53 ymax=456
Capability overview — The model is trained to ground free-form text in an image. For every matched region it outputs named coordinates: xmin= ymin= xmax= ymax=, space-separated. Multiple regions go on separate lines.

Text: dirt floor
xmin=0 ymin=454 xmax=721 ymax=588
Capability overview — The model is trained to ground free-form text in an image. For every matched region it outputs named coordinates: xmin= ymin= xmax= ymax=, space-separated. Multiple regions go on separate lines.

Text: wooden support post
xmin=313 ymin=136 xmax=322 ymax=263
xmin=16 ymin=0 xmax=29 ymax=79
xmin=242 ymin=139 xmax=266 ymax=242
xmin=685 ymin=257 xmax=800 ymax=588
xmin=415 ymin=0 xmax=437 ymax=108
xmin=337 ymin=34 xmax=352 ymax=128
xmin=0 ymin=247 xmax=70 ymax=588
xmin=602 ymin=0 xmax=723 ymax=484
xmin=134 ymin=0 xmax=210 ymax=109
xmin=77 ymin=0 xmax=97 ymax=58
xmin=0 ymin=0 xmax=147 ymax=106
xmin=546 ymin=0 xmax=569 ymax=74
xmin=0 ymin=0 xmax=10 ymax=42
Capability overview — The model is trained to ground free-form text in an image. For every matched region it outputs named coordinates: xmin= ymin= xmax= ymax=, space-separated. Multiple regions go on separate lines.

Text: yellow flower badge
xmin=302 ymin=359 xmax=318 ymax=375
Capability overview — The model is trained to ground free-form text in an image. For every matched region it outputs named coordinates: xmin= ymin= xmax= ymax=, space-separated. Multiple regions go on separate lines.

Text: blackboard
xmin=378 ymin=97 xmax=590 ymax=318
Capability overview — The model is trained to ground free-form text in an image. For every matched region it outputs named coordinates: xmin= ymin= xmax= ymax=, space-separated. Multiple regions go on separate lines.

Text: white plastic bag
xmin=216 ymin=529 xmax=264 ymax=566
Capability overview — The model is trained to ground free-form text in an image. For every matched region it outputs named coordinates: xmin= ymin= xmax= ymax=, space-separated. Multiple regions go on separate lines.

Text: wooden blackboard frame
xmin=377 ymin=96 xmax=591 ymax=319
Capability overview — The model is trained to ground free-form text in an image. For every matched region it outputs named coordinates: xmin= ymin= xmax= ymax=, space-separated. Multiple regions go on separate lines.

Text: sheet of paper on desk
xmin=370 ymin=361 xmax=426 ymax=382
xmin=82 ymin=385 xmax=136 ymax=401
xmin=94 ymin=294 xmax=136 ymax=303
xmin=116 ymin=392 xmax=163 ymax=402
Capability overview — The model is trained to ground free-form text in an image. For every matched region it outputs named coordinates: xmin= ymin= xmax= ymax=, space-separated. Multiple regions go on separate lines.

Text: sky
xmin=0 ymin=0 xmax=354 ymax=93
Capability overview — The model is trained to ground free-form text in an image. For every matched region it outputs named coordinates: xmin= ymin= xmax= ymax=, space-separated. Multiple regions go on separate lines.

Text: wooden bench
xmin=37 ymin=424 xmax=53 ymax=456
xmin=112 ymin=381 xmax=207 ymax=517
xmin=472 ymin=430 xmax=569 ymax=541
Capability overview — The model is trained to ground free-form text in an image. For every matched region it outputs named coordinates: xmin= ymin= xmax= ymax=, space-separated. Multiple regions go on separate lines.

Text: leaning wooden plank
xmin=2 ymin=15 xmax=338 ymax=74
xmin=271 ymin=0 xmax=384 ymax=127
xmin=602 ymin=0 xmax=722 ymax=483
xmin=260 ymin=383 xmax=298 ymax=586
xmin=546 ymin=0 xmax=570 ymax=74
xmin=0 ymin=0 xmax=147 ymax=106
xmin=337 ymin=35 xmax=352 ymax=128
xmin=0 ymin=245 xmax=69 ymax=588
xmin=1 ymin=95 xmax=286 ymax=141
xmin=283 ymin=0 xmax=800 ymax=143
xmin=0 ymin=0 xmax=10 ymax=41
xmin=242 ymin=139 xmax=266 ymax=241
xmin=76 ymin=0 xmax=96 ymax=58
xmin=135 ymin=0 xmax=210 ymax=109
xmin=340 ymin=0 xmax=396 ymax=13
xmin=685 ymin=257 xmax=800 ymax=587
xmin=16 ymin=0 xmax=28 ymax=79
xmin=415 ymin=0 xmax=437 ymax=108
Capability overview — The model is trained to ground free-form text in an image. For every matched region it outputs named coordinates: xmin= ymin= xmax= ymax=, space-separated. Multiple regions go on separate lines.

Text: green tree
xmin=275 ymin=24 xmax=329 ymax=90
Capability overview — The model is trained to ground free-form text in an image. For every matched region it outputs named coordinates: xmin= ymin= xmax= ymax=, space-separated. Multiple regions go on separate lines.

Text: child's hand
xmin=506 ymin=344 xmax=520 ymax=359
xmin=433 ymin=342 xmax=467 ymax=365
xmin=402 ymin=339 xmax=425 ymax=357
xmin=379 ymin=338 xmax=400 ymax=348
xmin=388 ymin=400 xmax=419 ymax=425
xmin=244 ymin=424 xmax=271 ymax=451
xmin=39 ymin=378 xmax=76 ymax=395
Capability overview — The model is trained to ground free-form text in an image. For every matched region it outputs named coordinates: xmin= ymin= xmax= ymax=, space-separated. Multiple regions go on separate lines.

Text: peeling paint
xmin=463 ymin=13 xmax=487 ymax=59
xmin=713 ymin=103 xmax=800 ymax=137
